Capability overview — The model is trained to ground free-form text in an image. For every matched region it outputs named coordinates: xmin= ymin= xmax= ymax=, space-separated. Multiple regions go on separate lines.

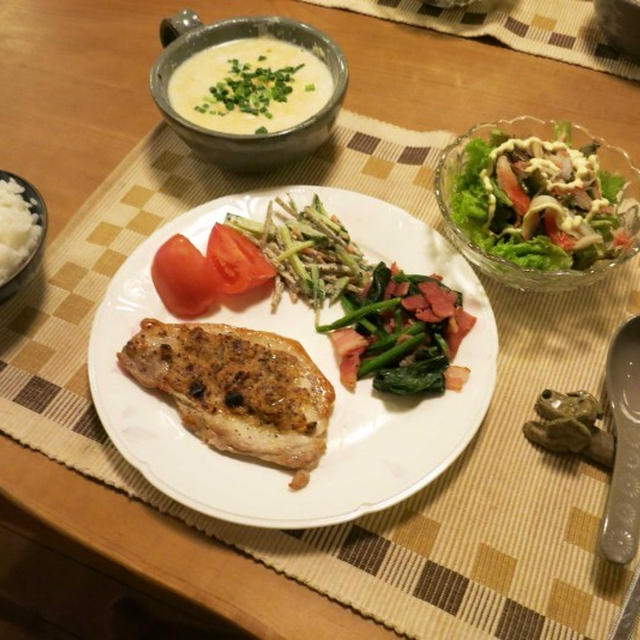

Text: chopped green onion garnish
xmin=193 ymin=58 xmax=306 ymax=121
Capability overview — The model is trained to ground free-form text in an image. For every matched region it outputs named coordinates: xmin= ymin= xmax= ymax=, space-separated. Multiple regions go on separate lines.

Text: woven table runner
xmin=297 ymin=0 xmax=640 ymax=81
xmin=2 ymin=110 xmax=640 ymax=639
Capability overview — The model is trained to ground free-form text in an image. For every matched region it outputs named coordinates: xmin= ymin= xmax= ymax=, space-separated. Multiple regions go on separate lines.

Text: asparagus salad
xmin=450 ymin=122 xmax=634 ymax=271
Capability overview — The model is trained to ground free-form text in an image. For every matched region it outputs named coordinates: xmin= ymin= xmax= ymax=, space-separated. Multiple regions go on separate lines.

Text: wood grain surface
xmin=0 ymin=0 xmax=638 ymax=637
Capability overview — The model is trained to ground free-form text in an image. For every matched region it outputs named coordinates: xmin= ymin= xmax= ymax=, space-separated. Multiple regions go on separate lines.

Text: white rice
xmin=0 ymin=177 xmax=42 ymax=286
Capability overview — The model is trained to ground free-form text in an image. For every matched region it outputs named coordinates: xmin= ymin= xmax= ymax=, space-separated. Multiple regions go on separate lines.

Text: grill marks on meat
xmin=117 ymin=319 xmax=335 ymax=488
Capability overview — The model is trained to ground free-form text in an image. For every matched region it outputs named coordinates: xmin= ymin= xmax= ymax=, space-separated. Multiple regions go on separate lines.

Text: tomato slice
xmin=151 ymin=234 xmax=220 ymax=318
xmin=206 ymin=223 xmax=276 ymax=294
xmin=612 ymin=227 xmax=632 ymax=249
xmin=543 ymin=212 xmax=576 ymax=252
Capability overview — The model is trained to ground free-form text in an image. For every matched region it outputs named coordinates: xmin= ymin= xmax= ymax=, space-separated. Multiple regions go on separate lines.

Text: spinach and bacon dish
xmin=316 ymin=261 xmax=476 ymax=395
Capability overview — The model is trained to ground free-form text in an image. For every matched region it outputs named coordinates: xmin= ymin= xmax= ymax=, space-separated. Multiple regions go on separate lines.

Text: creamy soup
xmin=168 ymin=37 xmax=335 ymax=135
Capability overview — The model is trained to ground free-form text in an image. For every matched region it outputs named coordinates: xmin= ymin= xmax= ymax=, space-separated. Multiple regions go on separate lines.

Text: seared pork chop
xmin=117 ymin=318 xmax=335 ymax=488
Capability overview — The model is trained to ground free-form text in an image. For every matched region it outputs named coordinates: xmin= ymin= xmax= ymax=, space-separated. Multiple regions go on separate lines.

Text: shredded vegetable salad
xmin=451 ymin=121 xmax=633 ymax=271
xmin=224 ymin=194 xmax=371 ymax=313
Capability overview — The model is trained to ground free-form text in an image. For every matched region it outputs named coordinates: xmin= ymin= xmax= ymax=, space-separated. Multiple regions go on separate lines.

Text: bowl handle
xmin=159 ymin=8 xmax=203 ymax=47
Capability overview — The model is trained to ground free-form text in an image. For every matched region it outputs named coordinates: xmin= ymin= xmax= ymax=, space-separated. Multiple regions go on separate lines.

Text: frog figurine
xmin=523 ymin=389 xmax=614 ymax=468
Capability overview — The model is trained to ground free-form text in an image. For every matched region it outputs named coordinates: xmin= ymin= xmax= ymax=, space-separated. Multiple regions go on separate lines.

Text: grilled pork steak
xmin=117 ymin=319 xmax=335 ymax=488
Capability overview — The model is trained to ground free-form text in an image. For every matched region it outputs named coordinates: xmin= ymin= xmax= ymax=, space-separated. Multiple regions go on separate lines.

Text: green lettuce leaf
xmin=450 ymin=139 xmax=492 ymax=237
xmin=598 ymin=170 xmax=626 ymax=202
xmin=457 ymin=139 xmax=491 ymax=189
xmin=553 ymin=121 xmax=572 ymax=145
xmin=488 ymin=236 xmax=573 ymax=271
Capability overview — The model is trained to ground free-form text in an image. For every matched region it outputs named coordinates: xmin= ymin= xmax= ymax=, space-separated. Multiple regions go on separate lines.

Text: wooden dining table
xmin=1 ymin=0 xmax=639 ymax=638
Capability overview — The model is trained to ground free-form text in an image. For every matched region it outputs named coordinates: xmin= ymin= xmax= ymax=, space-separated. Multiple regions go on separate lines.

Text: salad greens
xmin=450 ymin=121 xmax=631 ymax=271
xmin=599 ymin=171 xmax=626 ymax=203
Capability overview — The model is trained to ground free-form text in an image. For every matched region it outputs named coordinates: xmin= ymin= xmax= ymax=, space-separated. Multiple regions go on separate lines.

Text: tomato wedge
xmin=151 ymin=234 xmax=220 ymax=318
xmin=543 ymin=211 xmax=576 ymax=252
xmin=612 ymin=227 xmax=632 ymax=249
xmin=206 ymin=223 xmax=276 ymax=294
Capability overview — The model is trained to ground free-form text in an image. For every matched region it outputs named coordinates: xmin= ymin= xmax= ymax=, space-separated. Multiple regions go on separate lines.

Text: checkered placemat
xmin=2 ymin=110 xmax=640 ymax=639
xmin=296 ymin=0 xmax=640 ymax=81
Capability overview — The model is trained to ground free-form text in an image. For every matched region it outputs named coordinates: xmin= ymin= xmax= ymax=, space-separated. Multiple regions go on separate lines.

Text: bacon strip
xmin=383 ymin=264 xmax=409 ymax=300
xmin=444 ymin=307 xmax=477 ymax=358
xmin=337 ymin=348 xmax=366 ymax=391
xmin=329 ymin=327 xmax=368 ymax=356
xmin=400 ymin=281 xmax=458 ymax=325
xmin=391 ymin=281 xmax=410 ymax=297
xmin=415 ymin=308 xmax=440 ymax=323
xmin=444 ymin=365 xmax=470 ymax=391
xmin=328 ymin=328 xmax=369 ymax=391
xmin=401 ymin=294 xmax=428 ymax=311
xmin=417 ymin=281 xmax=457 ymax=320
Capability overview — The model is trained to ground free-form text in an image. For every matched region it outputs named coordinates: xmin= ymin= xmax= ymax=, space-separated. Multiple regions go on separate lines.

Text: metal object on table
xmin=609 ymin=561 xmax=640 ymax=639
xmin=600 ymin=315 xmax=640 ymax=565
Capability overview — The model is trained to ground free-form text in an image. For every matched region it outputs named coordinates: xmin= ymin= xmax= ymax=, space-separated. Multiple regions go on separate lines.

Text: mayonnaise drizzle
xmin=479 ymin=136 xmax=611 ymax=225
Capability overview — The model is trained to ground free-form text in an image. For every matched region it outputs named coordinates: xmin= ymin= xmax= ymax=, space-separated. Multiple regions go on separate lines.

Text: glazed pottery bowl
xmin=150 ymin=11 xmax=348 ymax=172
xmin=594 ymin=0 xmax=640 ymax=61
xmin=0 ymin=170 xmax=47 ymax=305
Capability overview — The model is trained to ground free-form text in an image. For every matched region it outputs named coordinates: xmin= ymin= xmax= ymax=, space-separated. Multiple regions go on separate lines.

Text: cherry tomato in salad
xmin=207 ymin=223 xmax=276 ymax=294
xmin=612 ymin=227 xmax=632 ymax=249
xmin=543 ymin=213 xmax=576 ymax=252
xmin=151 ymin=234 xmax=220 ymax=318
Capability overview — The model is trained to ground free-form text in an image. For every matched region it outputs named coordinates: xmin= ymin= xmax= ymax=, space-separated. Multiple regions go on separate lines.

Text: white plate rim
xmin=88 ymin=185 xmax=498 ymax=528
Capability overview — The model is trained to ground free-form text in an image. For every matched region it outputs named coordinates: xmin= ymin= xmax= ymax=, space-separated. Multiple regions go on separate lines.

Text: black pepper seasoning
xmin=224 ymin=391 xmax=244 ymax=408
xmin=189 ymin=380 xmax=206 ymax=399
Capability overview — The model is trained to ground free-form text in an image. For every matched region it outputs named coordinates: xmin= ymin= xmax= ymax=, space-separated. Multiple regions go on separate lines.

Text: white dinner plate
xmin=88 ymin=186 xmax=498 ymax=529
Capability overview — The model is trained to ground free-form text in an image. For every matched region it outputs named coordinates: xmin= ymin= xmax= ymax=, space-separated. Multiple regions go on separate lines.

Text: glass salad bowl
xmin=434 ymin=116 xmax=640 ymax=292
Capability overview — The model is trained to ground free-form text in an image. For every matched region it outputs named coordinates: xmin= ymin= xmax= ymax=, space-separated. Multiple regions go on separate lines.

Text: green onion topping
xmin=193 ymin=55 xmax=305 ymax=121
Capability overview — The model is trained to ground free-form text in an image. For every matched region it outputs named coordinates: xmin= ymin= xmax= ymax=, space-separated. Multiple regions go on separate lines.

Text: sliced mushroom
xmin=571 ymin=188 xmax=593 ymax=211
xmin=521 ymin=209 xmax=541 ymax=241
xmin=572 ymin=234 xmax=603 ymax=251
xmin=527 ymin=194 xmax=565 ymax=217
